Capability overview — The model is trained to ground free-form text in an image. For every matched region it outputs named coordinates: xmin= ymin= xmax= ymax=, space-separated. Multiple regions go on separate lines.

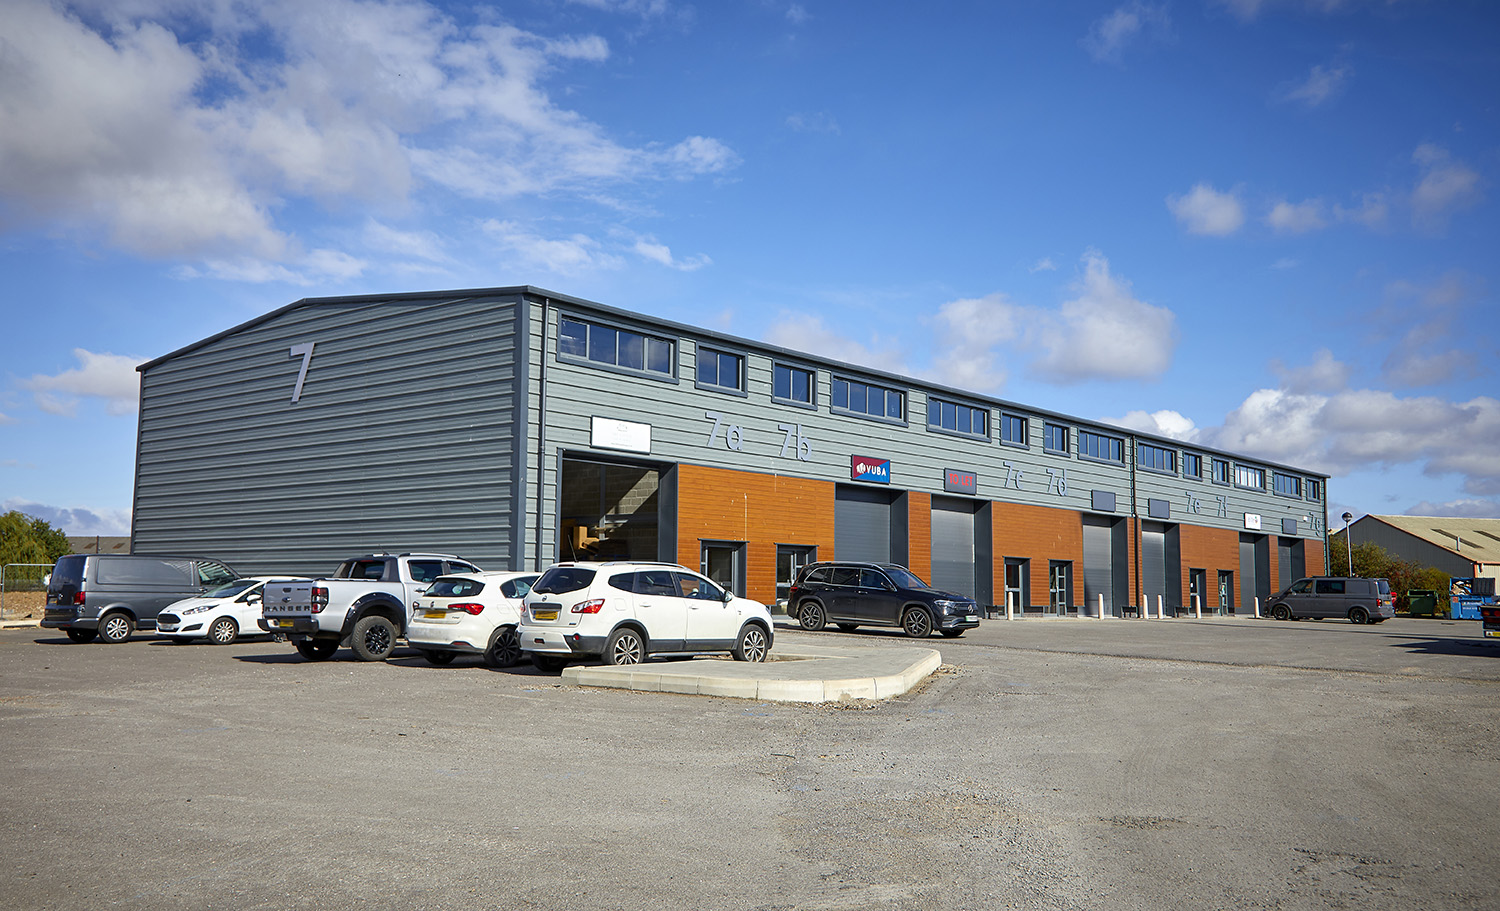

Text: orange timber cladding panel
xmin=674 ymin=464 xmax=1317 ymax=608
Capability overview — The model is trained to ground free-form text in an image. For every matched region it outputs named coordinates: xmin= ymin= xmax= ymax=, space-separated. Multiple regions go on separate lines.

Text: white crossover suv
xmin=406 ymin=571 xmax=540 ymax=667
xmin=518 ymin=562 xmax=774 ymax=672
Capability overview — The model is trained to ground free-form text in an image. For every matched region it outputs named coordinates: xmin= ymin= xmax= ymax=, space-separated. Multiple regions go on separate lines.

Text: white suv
xmin=518 ymin=562 xmax=773 ymax=671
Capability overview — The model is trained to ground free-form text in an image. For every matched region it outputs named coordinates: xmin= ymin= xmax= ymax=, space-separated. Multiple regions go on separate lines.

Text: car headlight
xmin=182 ymin=604 xmax=215 ymax=615
xmin=933 ymin=600 xmax=960 ymax=613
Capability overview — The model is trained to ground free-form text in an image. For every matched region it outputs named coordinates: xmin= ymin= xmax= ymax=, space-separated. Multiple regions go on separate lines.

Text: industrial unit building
xmin=132 ymin=286 xmax=1329 ymax=615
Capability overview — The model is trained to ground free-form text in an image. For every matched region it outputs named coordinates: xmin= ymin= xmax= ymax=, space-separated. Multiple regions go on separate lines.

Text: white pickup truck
xmin=260 ymin=553 xmax=482 ymax=661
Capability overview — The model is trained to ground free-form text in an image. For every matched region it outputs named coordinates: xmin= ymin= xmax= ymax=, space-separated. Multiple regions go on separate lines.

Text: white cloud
xmin=22 ymin=349 xmax=142 ymax=417
xmin=362 ymin=220 xmax=449 ymax=263
xmin=1 ymin=498 xmax=132 ymax=536
xmin=786 ymin=112 xmax=840 ymax=134
xmin=1411 ymin=144 xmax=1482 ymax=229
xmin=762 ymin=313 xmax=910 ymax=378
xmin=1030 ymin=257 xmax=1057 ymax=273
xmin=1403 ymin=499 xmax=1500 ymax=519
xmin=1103 ymin=409 xmax=1201 ymax=441
xmin=1333 ymin=192 xmax=1388 ymax=228
xmin=1280 ymin=62 xmax=1352 ymax=107
xmin=922 ymin=252 xmax=1177 ymax=392
xmin=0 ymin=0 xmax=736 ymax=271
xmin=1379 ymin=274 xmax=1477 ymax=387
xmin=1082 ymin=2 xmax=1171 ymax=64
xmin=633 ymin=237 xmax=711 ymax=271
xmin=0 ymin=412 xmax=16 ymax=426
xmin=565 ymin=0 xmax=671 ymax=17
xmin=481 ymin=220 xmax=624 ymax=274
xmin=1167 ymin=183 xmax=1245 ymax=236
xmin=930 ymin=293 xmax=1024 ymax=391
xmin=1266 ymin=198 xmax=1328 ymax=233
xmin=1199 ymin=389 xmax=1500 ymax=498
xmin=1271 ymin=348 xmax=1350 ymax=394
xmin=1031 ymin=251 xmax=1177 ymax=383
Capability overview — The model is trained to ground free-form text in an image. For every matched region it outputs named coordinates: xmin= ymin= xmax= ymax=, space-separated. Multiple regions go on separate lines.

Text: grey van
xmin=42 ymin=554 xmax=239 ymax=643
xmin=1267 ymin=576 xmax=1394 ymax=624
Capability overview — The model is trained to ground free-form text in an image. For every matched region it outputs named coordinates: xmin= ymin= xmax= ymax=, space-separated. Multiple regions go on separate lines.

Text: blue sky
xmin=2 ymin=0 xmax=1497 ymax=536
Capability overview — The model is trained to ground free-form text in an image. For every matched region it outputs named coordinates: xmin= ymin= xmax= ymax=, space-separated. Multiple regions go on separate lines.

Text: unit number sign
xmin=704 ymin=411 xmax=812 ymax=462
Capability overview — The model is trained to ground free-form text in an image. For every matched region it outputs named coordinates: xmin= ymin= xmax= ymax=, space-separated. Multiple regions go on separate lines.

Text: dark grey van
xmin=1267 ymin=576 xmax=1394 ymax=624
xmin=42 ymin=555 xmax=238 ymax=643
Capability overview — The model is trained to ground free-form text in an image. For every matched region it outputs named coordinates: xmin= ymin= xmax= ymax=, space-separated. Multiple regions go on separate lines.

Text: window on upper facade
xmin=1043 ymin=423 xmax=1069 ymax=455
xmin=695 ymin=346 xmax=744 ymax=392
xmin=1212 ymin=458 xmax=1231 ymax=485
xmin=1307 ymin=479 xmax=1322 ymax=501
xmin=1078 ymin=430 xmax=1124 ymax=464
xmin=1000 ymin=413 xmax=1028 ymax=447
xmin=1235 ymin=465 xmax=1266 ymax=490
xmin=927 ymin=398 xmax=988 ymax=437
xmin=558 ymin=316 xmax=674 ymax=377
xmin=1183 ymin=452 xmax=1203 ymax=479
xmin=1273 ymin=472 xmax=1302 ymax=497
xmin=773 ymin=363 xmax=814 ymax=405
xmin=1137 ymin=442 xmax=1177 ymax=474
xmin=832 ymin=377 xmax=904 ymax=421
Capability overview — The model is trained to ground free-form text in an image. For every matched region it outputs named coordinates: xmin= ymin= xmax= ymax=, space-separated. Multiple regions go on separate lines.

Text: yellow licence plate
xmin=533 ymin=609 xmax=559 ymax=621
xmin=423 ymin=610 xmax=446 ymax=619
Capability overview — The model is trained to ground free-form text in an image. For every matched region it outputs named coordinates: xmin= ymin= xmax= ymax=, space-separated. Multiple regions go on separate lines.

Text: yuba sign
xmin=851 ymin=455 xmax=891 ymax=484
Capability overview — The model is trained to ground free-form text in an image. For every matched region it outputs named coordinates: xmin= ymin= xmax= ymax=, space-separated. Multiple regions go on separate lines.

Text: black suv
xmin=787 ymin=562 xmax=981 ymax=638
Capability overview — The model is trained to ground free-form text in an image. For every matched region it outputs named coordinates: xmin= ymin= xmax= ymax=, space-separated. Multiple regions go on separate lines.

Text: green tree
xmin=0 ymin=511 xmax=71 ymax=569
xmin=1327 ymin=535 xmax=1451 ymax=612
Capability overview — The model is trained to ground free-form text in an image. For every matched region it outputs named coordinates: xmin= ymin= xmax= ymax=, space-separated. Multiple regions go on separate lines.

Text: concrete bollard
xmin=1157 ymin=594 xmax=1164 ymax=619
xmin=1098 ymin=593 xmax=1106 ymax=620
xmin=1006 ymin=591 xmax=1014 ymax=621
xmin=1254 ymin=597 xmax=1261 ymax=619
xmin=1193 ymin=594 xmax=1201 ymax=619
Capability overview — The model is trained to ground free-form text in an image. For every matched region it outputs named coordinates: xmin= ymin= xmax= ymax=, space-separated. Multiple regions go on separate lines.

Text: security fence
xmin=1 ymin=563 xmax=53 ymax=621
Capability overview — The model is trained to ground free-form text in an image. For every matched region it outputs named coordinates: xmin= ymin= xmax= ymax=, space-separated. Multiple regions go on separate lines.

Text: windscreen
xmin=49 ymin=556 xmax=86 ymax=590
xmin=206 ymin=579 xmax=260 ymax=598
xmin=424 ymin=577 xmax=485 ymax=598
xmin=532 ymin=567 xmax=596 ymax=595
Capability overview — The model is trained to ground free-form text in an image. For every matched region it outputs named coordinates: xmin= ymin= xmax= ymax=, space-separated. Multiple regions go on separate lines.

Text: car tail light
xmin=451 ymin=602 xmax=485 ymax=616
xmin=1482 ymin=607 xmax=1500 ymax=621
xmin=73 ymin=591 xmax=85 ymax=605
xmin=311 ymin=586 xmax=329 ymax=613
xmin=571 ymin=599 xmax=605 ymax=614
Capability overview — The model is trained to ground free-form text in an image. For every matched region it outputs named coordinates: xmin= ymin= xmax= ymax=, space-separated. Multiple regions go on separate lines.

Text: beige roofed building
xmin=1334 ymin=515 xmax=1500 ymax=581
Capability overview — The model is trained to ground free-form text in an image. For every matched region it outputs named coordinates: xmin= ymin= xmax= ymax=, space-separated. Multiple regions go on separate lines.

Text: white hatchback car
xmin=518 ymin=562 xmax=774 ymax=671
xmin=406 ymin=571 xmax=540 ymax=667
xmin=157 ymin=577 xmax=308 ymax=645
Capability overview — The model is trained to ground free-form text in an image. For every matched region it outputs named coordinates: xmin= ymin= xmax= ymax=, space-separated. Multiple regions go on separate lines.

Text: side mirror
xmin=246 ymin=593 xmax=262 ymax=605
xmin=721 ymin=587 xmax=735 ymax=604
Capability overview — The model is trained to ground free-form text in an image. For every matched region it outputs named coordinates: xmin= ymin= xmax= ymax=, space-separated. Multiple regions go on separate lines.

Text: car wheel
xmin=836 ymin=623 xmax=858 ymax=633
xmin=531 ymin=653 xmax=570 ymax=673
xmin=732 ymin=624 xmax=769 ymax=662
xmin=604 ymin=628 xmax=646 ymax=666
xmin=207 ymin=617 xmax=239 ymax=645
xmin=350 ymin=615 xmax=398 ymax=661
xmin=294 ymin=639 xmax=339 ymax=660
xmin=98 ymin=612 xmax=133 ymax=644
xmin=1348 ymin=607 xmax=1369 ymax=625
xmin=483 ymin=626 xmax=522 ymax=669
xmin=797 ymin=601 xmax=826 ymax=632
xmin=65 ymin=628 xmax=97 ymax=643
xmin=901 ymin=607 xmax=933 ymax=638
xmin=1271 ymin=604 xmax=1291 ymax=622
xmin=940 ymin=629 xmax=965 ymax=638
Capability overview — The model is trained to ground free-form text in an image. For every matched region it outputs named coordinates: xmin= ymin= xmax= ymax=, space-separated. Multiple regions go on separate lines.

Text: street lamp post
xmin=1342 ymin=511 xmax=1354 ymax=576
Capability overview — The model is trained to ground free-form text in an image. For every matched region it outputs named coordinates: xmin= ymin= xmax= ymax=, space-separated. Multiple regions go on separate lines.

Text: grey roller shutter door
xmin=930 ymin=497 xmax=976 ymax=599
xmin=1239 ymin=535 xmax=1258 ymax=614
xmin=835 ymin=487 xmax=892 ymax=564
xmin=1082 ymin=515 xmax=1114 ymax=617
xmin=1141 ymin=521 xmax=1166 ymax=606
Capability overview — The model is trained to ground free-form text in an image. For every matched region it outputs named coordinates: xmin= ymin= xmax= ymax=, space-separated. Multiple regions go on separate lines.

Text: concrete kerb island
xmin=560 ymin=642 xmax=943 ymax=703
